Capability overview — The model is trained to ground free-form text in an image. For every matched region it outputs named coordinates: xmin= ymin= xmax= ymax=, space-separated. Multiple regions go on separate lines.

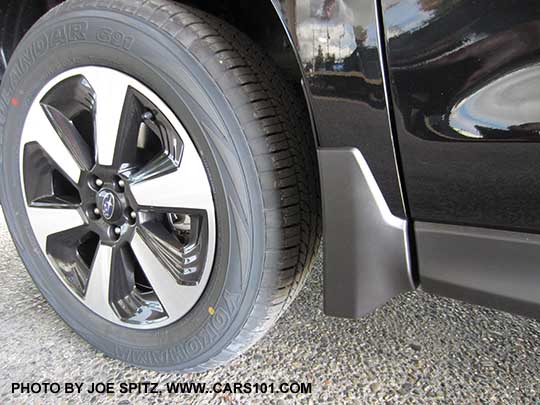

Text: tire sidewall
xmin=0 ymin=10 xmax=265 ymax=370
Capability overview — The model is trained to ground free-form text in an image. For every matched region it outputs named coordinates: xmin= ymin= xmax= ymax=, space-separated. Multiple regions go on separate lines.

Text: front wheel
xmin=0 ymin=0 xmax=321 ymax=371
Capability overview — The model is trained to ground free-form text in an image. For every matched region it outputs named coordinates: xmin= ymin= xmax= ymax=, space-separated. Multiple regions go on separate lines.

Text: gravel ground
xmin=2 ymin=213 xmax=540 ymax=405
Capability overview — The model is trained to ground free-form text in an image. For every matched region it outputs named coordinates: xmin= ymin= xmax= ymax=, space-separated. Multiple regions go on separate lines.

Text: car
xmin=0 ymin=0 xmax=537 ymax=372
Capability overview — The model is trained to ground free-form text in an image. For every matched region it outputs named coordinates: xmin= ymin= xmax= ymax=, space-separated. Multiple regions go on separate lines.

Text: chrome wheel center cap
xmin=97 ymin=190 xmax=120 ymax=222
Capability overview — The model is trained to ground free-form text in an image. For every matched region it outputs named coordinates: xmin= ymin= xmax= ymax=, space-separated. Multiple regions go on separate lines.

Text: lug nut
xmin=130 ymin=211 xmax=137 ymax=220
xmin=95 ymin=178 xmax=103 ymax=187
xmin=118 ymin=179 xmax=125 ymax=189
xmin=114 ymin=227 xmax=122 ymax=236
xmin=93 ymin=207 xmax=101 ymax=216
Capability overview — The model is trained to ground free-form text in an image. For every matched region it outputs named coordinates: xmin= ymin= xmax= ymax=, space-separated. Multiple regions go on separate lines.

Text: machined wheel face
xmin=20 ymin=66 xmax=216 ymax=329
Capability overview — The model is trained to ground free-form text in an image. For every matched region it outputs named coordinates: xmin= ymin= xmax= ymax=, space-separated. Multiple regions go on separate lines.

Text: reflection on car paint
xmin=448 ymin=65 xmax=540 ymax=141
xmin=279 ymin=0 xmax=405 ymax=216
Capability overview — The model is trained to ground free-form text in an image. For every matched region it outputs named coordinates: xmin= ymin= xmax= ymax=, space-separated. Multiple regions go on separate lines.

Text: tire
xmin=0 ymin=0 xmax=321 ymax=372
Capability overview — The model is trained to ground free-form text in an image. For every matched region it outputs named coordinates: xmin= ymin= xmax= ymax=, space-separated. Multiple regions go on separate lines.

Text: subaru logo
xmin=102 ymin=192 xmax=115 ymax=220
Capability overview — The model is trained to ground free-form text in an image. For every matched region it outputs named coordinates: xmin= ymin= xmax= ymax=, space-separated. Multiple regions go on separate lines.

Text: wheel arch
xmin=0 ymin=0 xmax=319 ymax=147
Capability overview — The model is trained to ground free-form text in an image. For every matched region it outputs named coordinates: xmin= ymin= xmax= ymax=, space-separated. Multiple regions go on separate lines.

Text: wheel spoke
xmin=23 ymin=142 xmax=82 ymax=208
xmin=22 ymin=102 xmax=82 ymax=184
xmin=111 ymin=89 xmax=146 ymax=168
xmin=27 ymin=207 xmax=85 ymax=251
xmin=82 ymin=68 xmax=129 ymax=166
xmin=129 ymin=141 xmax=213 ymax=212
xmin=47 ymin=224 xmax=99 ymax=298
xmin=109 ymin=245 xmax=167 ymax=324
xmin=41 ymin=104 xmax=93 ymax=171
xmin=138 ymin=219 xmax=207 ymax=285
xmin=84 ymin=243 xmax=116 ymax=319
xmin=131 ymin=232 xmax=206 ymax=320
xmin=127 ymin=153 xmax=178 ymax=185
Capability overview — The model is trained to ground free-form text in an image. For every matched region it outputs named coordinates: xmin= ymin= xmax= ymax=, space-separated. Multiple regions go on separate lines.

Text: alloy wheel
xmin=20 ymin=67 xmax=216 ymax=329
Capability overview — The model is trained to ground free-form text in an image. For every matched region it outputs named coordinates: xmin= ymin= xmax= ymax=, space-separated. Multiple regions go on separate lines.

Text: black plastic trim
xmin=319 ymin=147 xmax=413 ymax=319
xmin=416 ymin=222 xmax=540 ymax=319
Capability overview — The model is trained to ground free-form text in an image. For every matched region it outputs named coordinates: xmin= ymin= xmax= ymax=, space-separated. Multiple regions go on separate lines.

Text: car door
xmin=382 ymin=0 xmax=540 ymax=232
